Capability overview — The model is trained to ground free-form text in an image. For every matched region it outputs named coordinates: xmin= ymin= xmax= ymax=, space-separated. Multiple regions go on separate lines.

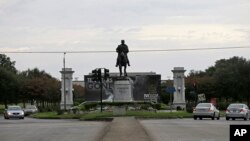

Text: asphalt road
xmin=140 ymin=118 xmax=250 ymax=141
xmin=1 ymin=116 xmax=250 ymax=141
xmin=0 ymin=116 xmax=108 ymax=141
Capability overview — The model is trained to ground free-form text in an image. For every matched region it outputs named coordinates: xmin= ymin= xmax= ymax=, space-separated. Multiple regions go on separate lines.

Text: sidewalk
xmin=99 ymin=117 xmax=151 ymax=141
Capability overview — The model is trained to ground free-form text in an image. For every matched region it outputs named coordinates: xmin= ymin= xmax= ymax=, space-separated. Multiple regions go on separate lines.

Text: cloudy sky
xmin=0 ymin=0 xmax=250 ymax=80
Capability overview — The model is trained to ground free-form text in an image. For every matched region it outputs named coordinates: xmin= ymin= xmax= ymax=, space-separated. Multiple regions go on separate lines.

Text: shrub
xmin=84 ymin=103 xmax=98 ymax=111
xmin=186 ymin=103 xmax=196 ymax=113
xmin=152 ymin=103 xmax=161 ymax=110
xmin=141 ymin=104 xmax=151 ymax=110
xmin=57 ymin=109 xmax=64 ymax=115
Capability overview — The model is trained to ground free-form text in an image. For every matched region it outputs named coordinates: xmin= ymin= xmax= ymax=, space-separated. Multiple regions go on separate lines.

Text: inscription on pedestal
xmin=114 ymin=78 xmax=133 ymax=102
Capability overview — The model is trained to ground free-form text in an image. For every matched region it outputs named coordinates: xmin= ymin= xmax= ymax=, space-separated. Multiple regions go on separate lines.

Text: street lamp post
xmin=63 ymin=52 xmax=66 ymax=111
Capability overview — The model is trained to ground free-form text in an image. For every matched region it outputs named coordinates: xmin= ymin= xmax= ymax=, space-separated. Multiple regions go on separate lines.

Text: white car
xmin=193 ymin=103 xmax=220 ymax=120
xmin=4 ymin=106 xmax=24 ymax=119
xmin=23 ymin=105 xmax=38 ymax=116
xmin=226 ymin=103 xmax=250 ymax=120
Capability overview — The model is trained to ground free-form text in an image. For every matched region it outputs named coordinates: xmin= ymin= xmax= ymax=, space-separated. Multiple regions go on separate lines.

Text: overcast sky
xmin=1 ymin=0 xmax=250 ymax=80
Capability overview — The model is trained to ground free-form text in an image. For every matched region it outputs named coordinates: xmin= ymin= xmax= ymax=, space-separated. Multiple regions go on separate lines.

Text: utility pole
xmin=63 ymin=52 xmax=66 ymax=111
xmin=100 ymin=74 xmax=103 ymax=112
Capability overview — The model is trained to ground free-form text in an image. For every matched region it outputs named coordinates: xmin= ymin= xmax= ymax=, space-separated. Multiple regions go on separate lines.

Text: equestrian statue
xmin=116 ymin=40 xmax=130 ymax=77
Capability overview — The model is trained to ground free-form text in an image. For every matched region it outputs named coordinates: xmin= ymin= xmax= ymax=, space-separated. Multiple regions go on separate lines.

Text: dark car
xmin=4 ymin=105 xmax=24 ymax=119
xmin=225 ymin=103 xmax=250 ymax=120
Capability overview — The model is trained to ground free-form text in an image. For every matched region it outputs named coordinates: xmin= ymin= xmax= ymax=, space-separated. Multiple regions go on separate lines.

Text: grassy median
xmin=32 ymin=111 xmax=193 ymax=120
xmin=32 ymin=112 xmax=81 ymax=119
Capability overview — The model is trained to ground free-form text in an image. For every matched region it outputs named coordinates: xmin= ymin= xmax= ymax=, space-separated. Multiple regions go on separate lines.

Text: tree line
xmin=160 ymin=56 xmax=250 ymax=108
xmin=185 ymin=56 xmax=250 ymax=107
xmin=0 ymin=54 xmax=84 ymax=110
xmin=1 ymin=54 xmax=250 ymax=110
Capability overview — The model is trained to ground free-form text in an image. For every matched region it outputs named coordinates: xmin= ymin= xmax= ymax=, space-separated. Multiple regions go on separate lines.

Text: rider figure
xmin=116 ymin=40 xmax=130 ymax=67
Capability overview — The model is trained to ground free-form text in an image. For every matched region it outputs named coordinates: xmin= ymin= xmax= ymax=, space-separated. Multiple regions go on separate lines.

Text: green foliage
xmin=159 ymin=103 xmax=168 ymax=110
xmin=140 ymin=104 xmax=151 ymax=110
xmin=32 ymin=112 xmax=80 ymax=119
xmin=73 ymin=99 xmax=85 ymax=106
xmin=0 ymin=54 xmax=17 ymax=73
xmin=19 ymin=68 xmax=61 ymax=109
xmin=0 ymin=104 xmax=5 ymax=114
xmin=0 ymin=68 xmax=19 ymax=108
xmin=186 ymin=56 xmax=250 ymax=105
xmin=73 ymin=85 xmax=85 ymax=102
xmin=84 ymin=103 xmax=98 ymax=110
xmin=152 ymin=103 xmax=161 ymax=110
xmin=0 ymin=54 xmax=20 ymax=108
xmin=80 ymin=111 xmax=193 ymax=120
xmin=186 ymin=102 xmax=196 ymax=113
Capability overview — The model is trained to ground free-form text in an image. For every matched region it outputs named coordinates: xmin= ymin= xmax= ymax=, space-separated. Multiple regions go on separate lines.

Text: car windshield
xmin=8 ymin=106 xmax=21 ymax=110
xmin=228 ymin=104 xmax=243 ymax=108
xmin=197 ymin=103 xmax=211 ymax=107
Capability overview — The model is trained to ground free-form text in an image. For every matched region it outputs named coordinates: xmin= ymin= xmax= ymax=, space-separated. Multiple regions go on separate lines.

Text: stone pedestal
xmin=113 ymin=77 xmax=133 ymax=102
xmin=60 ymin=68 xmax=74 ymax=110
xmin=172 ymin=67 xmax=186 ymax=110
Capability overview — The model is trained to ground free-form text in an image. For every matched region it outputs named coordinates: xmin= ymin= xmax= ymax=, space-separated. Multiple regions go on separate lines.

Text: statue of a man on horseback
xmin=116 ymin=40 xmax=130 ymax=77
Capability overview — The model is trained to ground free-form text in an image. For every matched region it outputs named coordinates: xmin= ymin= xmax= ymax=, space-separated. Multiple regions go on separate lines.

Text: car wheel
xmin=212 ymin=113 xmax=215 ymax=120
xmin=217 ymin=115 xmax=220 ymax=120
xmin=193 ymin=116 xmax=197 ymax=120
xmin=232 ymin=118 xmax=235 ymax=120
xmin=199 ymin=117 xmax=202 ymax=120
xmin=244 ymin=115 xmax=247 ymax=121
xmin=226 ymin=117 xmax=230 ymax=120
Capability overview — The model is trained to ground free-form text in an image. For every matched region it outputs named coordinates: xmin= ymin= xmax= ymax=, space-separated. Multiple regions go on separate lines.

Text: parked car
xmin=193 ymin=103 xmax=220 ymax=120
xmin=225 ymin=103 xmax=250 ymax=120
xmin=23 ymin=105 xmax=38 ymax=116
xmin=4 ymin=105 xmax=24 ymax=119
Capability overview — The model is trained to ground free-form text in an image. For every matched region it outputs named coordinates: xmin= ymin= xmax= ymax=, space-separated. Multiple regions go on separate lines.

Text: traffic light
xmin=97 ymin=68 xmax=102 ymax=81
xmin=92 ymin=69 xmax=98 ymax=81
xmin=104 ymin=68 xmax=110 ymax=80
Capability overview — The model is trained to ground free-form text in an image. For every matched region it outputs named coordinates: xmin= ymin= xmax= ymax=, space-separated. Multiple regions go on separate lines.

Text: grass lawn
xmin=32 ymin=112 xmax=81 ymax=119
xmin=32 ymin=111 xmax=193 ymax=120
xmin=0 ymin=105 xmax=5 ymax=114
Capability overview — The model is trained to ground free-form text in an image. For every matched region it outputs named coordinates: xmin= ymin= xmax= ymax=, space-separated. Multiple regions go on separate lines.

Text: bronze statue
xmin=116 ymin=40 xmax=130 ymax=76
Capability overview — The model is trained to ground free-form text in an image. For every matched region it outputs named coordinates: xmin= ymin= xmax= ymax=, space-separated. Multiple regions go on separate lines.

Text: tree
xmin=73 ymin=84 xmax=85 ymax=105
xmin=214 ymin=57 xmax=250 ymax=103
xmin=186 ymin=56 xmax=250 ymax=106
xmin=0 ymin=54 xmax=19 ymax=108
xmin=19 ymin=68 xmax=60 ymax=109
xmin=0 ymin=54 xmax=17 ymax=73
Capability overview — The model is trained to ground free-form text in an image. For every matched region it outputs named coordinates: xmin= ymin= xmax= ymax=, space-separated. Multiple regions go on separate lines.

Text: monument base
xmin=113 ymin=77 xmax=133 ymax=102
xmin=113 ymin=106 xmax=126 ymax=115
xmin=172 ymin=102 xmax=186 ymax=110
xmin=60 ymin=103 xmax=73 ymax=110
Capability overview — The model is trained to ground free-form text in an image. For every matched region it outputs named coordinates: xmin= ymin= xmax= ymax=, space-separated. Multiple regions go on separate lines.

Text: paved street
xmin=1 ymin=116 xmax=250 ymax=141
xmin=0 ymin=116 xmax=108 ymax=141
xmin=140 ymin=118 xmax=250 ymax=141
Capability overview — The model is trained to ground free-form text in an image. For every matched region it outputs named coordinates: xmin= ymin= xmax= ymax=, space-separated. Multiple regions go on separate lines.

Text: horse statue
xmin=116 ymin=40 xmax=130 ymax=77
xmin=117 ymin=52 xmax=128 ymax=77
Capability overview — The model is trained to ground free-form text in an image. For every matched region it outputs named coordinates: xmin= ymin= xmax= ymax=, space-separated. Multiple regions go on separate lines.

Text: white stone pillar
xmin=172 ymin=67 xmax=186 ymax=110
xmin=60 ymin=68 xmax=74 ymax=110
